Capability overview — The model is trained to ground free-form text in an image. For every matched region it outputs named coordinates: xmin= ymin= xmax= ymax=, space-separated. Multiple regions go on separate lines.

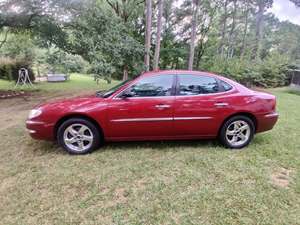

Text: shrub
xmin=202 ymin=52 xmax=290 ymax=88
xmin=255 ymin=52 xmax=289 ymax=87
xmin=0 ymin=57 xmax=35 ymax=82
xmin=44 ymin=48 xmax=90 ymax=74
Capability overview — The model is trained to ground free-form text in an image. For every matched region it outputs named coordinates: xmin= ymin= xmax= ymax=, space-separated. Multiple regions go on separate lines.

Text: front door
xmin=107 ymin=74 xmax=175 ymax=139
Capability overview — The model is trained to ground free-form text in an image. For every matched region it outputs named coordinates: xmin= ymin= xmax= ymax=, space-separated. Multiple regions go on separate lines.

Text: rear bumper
xmin=26 ymin=120 xmax=55 ymax=140
xmin=256 ymin=112 xmax=279 ymax=133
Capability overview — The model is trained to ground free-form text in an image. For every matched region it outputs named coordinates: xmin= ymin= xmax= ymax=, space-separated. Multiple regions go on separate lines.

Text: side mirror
xmin=120 ymin=91 xmax=133 ymax=99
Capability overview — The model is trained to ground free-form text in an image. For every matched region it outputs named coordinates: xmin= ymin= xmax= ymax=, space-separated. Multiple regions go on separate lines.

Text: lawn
xmin=0 ymin=73 xmax=118 ymax=92
xmin=0 ymin=75 xmax=299 ymax=225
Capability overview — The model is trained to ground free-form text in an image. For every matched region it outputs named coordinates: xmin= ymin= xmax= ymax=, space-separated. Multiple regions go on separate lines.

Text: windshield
xmin=96 ymin=78 xmax=133 ymax=98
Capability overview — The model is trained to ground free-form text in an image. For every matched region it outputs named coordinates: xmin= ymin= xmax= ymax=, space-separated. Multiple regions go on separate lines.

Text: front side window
xmin=97 ymin=78 xmax=133 ymax=98
xmin=178 ymin=74 xmax=219 ymax=95
xmin=124 ymin=75 xmax=174 ymax=97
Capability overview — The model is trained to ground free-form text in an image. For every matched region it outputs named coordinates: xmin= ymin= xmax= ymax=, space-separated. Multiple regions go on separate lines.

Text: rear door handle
xmin=214 ymin=102 xmax=229 ymax=107
xmin=155 ymin=104 xmax=171 ymax=110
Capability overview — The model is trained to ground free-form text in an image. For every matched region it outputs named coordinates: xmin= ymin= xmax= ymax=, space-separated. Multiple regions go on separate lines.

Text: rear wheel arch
xmin=54 ymin=114 xmax=104 ymax=141
xmin=218 ymin=112 xmax=257 ymax=136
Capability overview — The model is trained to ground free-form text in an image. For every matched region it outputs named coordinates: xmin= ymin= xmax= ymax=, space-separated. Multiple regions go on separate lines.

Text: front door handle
xmin=214 ymin=102 xmax=229 ymax=107
xmin=155 ymin=104 xmax=171 ymax=110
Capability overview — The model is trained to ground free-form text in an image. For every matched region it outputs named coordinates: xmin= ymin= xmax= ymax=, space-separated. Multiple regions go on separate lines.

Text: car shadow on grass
xmin=100 ymin=139 xmax=223 ymax=152
xmin=28 ymin=138 xmax=223 ymax=155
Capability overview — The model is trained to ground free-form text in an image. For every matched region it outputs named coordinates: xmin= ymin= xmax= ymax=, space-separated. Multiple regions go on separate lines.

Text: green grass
xmin=0 ymin=79 xmax=13 ymax=90
xmin=37 ymin=74 xmax=119 ymax=91
xmin=0 ymin=73 xmax=119 ymax=92
xmin=0 ymin=81 xmax=299 ymax=225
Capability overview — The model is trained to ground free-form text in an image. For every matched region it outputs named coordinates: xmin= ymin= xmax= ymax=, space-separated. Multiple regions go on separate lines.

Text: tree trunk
xmin=153 ymin=0 xmax=164 ymax=70
xmin=144 ymin=0 xmax=152 ymax=71
xmin=195 ymin=41 xmax=204 ymax=69
xmin=37 ymin=65 xmax=41 ymax=77
xmin=253 ymin=1 xmax=265 ymax=59
xmin=188 ymin=0 xmax=200 ymax=70
xmin=122 ymin=64 xmax=129 ymax=81
xmin=227 ymin=0 xmax=238 ymax=58
xmin=240 ymin=0 xmax=250 ymax=58
xmin=218 ymin=0 xmax=228 ymax=56
xmin=0 ymin=28 xmax=9 ymax=49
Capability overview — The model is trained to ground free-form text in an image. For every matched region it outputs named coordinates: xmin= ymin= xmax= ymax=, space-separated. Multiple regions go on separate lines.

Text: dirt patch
xmin=271 ymin=167 xmax=293 ymax=188
xmin=114 ymin=188 xmax=129 ymax=204
xmin=0 ymin=90 xmax=83 ymax=132
xmin=0 ymin=90 xmax=32 ymax=99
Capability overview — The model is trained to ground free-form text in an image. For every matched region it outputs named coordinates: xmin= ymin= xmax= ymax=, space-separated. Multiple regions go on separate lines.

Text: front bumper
xmin=256 ymin=112 xmax=279 ymax=133
xmin=26 ymin=120 xmax=55 ymax=140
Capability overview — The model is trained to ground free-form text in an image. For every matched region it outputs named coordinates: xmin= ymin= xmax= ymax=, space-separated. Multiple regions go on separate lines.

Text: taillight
xmin=265 ymin=96 xmax=276 ymax=111
xmin=271 ymin=97 xmax=276 ymax=111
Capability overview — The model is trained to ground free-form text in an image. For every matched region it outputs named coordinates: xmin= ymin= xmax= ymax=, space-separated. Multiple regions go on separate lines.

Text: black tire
xmin=57 ymin=118 xmax=102 ymax=154
xmin=219 ymin=115 xmax=255 ymax=149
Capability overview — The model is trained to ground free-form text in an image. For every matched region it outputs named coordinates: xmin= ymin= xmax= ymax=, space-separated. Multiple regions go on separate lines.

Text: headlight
xmin=28 ymin=109 xmax=42 ymax=119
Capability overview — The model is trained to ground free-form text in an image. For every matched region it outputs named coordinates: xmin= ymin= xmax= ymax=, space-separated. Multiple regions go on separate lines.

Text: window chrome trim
xmin=173 ymin=87 xmax=235 ymax=97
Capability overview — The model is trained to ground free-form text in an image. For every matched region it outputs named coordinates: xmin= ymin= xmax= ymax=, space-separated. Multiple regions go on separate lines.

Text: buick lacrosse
xmin=26 ymin=70 xmax=278 ymax=154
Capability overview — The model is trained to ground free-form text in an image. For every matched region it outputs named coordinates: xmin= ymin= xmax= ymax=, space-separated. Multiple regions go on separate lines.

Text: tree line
xmin=0 ymin=0 xmax=300 ymax=87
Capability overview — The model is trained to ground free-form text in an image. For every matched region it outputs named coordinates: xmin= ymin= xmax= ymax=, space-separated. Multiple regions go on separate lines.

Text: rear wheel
xmin=219 ymin=115 xmax=255 ymax=149
xmin=57 ymin=118 xmax=101 ymax=154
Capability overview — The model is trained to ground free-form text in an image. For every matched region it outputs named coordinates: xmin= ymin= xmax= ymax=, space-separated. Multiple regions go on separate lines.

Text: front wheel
xmin=57 ymin=118 xmax=101 ymax=154
xmin=219 ymin=115 xmax=255 ymax=149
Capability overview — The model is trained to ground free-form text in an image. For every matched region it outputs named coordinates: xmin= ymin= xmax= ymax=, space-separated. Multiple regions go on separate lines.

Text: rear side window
xmin=220 ymin=80 xmax=233 ymax=91
xmin=177 ymin=74 xmax=219 ymax=95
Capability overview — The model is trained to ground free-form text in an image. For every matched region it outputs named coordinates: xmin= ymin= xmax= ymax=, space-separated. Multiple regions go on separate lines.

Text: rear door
xmin=174 ymin=74 xmax=231 ymax=137
xmin=107 ymin=74 xmax=176 ymax=139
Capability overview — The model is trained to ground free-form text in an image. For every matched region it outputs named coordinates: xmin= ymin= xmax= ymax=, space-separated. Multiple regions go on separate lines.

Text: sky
xmin=269 ymin=0 xmax=300 ymax=25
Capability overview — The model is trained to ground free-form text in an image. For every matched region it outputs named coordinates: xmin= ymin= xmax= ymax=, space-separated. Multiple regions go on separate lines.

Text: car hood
xmin=36 ymin=95 xmax=106 ymax=112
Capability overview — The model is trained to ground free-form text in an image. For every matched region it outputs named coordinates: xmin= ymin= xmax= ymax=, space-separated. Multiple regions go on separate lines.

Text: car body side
xmin=26 ymin=70 xmax=278 ymax=142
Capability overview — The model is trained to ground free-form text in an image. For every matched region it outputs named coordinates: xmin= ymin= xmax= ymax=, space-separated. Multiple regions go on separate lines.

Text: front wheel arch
xmin=54 ymin=114 xmax=104 ymax=141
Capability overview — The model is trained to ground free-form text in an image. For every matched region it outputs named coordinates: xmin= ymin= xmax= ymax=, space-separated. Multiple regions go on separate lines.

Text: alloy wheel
xmin=63 ymin=123 xmax=94 ymax=152
xmin=225 ymin=120 xmax=251 ymax=147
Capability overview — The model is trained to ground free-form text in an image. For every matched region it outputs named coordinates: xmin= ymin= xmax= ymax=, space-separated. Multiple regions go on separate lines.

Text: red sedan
xmin=26 ymin=70 xmax=278 ymax=154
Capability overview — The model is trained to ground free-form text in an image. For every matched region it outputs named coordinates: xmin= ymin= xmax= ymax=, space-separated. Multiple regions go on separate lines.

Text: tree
xmin=144 ymin=0 xmax=152 ymax=71
xmin=104 ymin=0 xmax=145 ymax=80
xmin=188 ymin=0 xmax=200 ymax=70
xmin=1 ymin=0 xmax=300 ymax=88
xmin=218 ymin=0 xmax=229 ymax=55
xmin=159 ymin=0 xmax=188 ymax=69
xmin=240 ymin=0 xmax=252 ymax=58
xmin=194 ymin=0 xmax=218 ymax=68
xmin=153 ymin=0 xmax=164 ymax=70
xmin=227 ymin=0 xmax=238 ymax=58
xmin=0 ymin=0 xmax=84 ymax=49
xmin=49 ymin=3 xmax=143 ymax=81
xmin=252 ymin=0 xmax=273 ymax=59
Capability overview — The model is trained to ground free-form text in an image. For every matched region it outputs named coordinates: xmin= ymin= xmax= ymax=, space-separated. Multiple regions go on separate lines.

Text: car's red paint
xmin=26 ymin=70 xmax=278 ymax=143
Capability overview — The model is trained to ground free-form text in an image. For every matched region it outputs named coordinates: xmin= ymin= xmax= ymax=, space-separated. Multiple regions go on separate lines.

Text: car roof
xmin=141 ymin=69 xmax=224 ymax=80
